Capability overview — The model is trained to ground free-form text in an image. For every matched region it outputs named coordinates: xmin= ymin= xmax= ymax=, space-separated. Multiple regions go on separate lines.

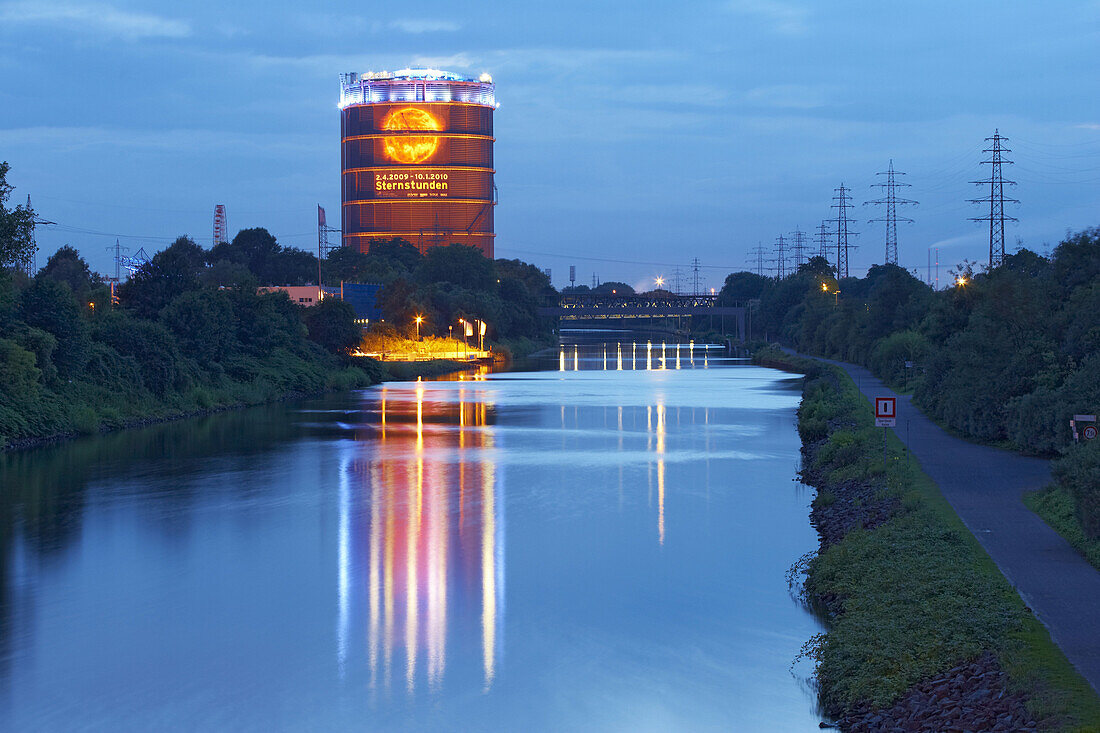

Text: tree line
xmin=721 ymin=232 xmax=1100 ymax=539
xmin=326 ymin=237 xmax=556 ymax=348
xmin=0 ymin=162 xmax=554 ymax=446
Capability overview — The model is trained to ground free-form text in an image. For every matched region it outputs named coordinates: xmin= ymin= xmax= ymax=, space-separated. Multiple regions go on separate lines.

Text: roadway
xmin=787 ymin=349 xmax=1100 ymax=695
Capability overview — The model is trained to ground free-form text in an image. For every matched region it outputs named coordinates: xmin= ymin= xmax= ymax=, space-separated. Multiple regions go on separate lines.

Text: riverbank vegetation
xmin=756 ymin=346 xmax=1100 ymax=731
xmin=0 ymin=237 xmax=382 ymax=449
xmin=0 ymin=161 xmax=561 ymax=449
xmin=326 ymin=238 xmax=556 ymax=355
xmin=728 ymin=230 xmax=1100 ymax=555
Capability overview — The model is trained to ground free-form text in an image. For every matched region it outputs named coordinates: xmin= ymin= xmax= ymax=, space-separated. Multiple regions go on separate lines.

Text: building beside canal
xmin=339 ymin=68 xmax=497 ymax=257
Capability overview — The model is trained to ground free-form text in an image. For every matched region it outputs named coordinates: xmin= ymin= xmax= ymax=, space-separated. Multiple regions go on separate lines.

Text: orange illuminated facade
xmin=340 ymin=69 xmax=497 ymax=257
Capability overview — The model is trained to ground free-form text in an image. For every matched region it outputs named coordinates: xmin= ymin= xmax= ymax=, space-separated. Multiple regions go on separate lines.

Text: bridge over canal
xmin=537 ymin=293 xmax=749 ymax=341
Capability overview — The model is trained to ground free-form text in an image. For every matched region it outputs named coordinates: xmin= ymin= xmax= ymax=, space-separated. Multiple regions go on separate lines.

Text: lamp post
xmin=459 ymin=318 xmax=470 ymax=359
xmin=415 ymin=315 xmax=423 ymax=340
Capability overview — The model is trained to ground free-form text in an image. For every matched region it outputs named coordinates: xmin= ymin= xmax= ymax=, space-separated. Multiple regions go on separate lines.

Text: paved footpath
xmin=789 ymin=351 xmax=1100 ymax=695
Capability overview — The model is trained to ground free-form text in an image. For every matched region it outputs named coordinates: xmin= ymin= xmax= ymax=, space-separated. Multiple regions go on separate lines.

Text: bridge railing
xmin=542 ymin=293 xmax=747 ymax=310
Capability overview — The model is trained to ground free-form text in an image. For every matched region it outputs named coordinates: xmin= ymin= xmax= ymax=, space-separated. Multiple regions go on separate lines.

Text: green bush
xmin=1053 ymin=440 xmax=1100 ymax=539
xmin=868 ymin=329 xmax=928 ymax=389
xmin=71 ymin=404 xmax=99 ymax=435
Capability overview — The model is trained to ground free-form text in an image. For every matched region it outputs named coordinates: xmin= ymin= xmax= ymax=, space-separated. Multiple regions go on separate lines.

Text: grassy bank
xmin=1 ymin=350 xmax=386 ymax=451
xmin=1027 ymin=486 xmax=1100 ymax=572
xmin=755 ymin=345 xmax=1100 ymax=731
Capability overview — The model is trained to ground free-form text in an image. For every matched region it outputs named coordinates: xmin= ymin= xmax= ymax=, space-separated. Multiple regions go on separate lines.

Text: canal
xmin=0 ymin=335 xmax=824 ymax=730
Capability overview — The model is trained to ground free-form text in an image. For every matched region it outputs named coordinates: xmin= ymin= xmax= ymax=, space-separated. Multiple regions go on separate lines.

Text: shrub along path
xmin=784 ymin=348 xmax=1100 ymax=696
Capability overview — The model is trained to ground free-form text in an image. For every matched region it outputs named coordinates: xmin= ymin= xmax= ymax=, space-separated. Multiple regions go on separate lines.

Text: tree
xmin=420 ymin=244 xmax=496 ymax=290
xmin=326 ymin=247 xmax=372 ymax=283
xmin=160 ymin=290 xmax=236 ymax=362
xmin=496 ymin=259 xmax=556 ymax=296
xmin=18 ymin=277 xmax=89 ymax=377
xmin=377 ymin=278 xmax=419 ymax=333
xmin=201 ymin=259 xmax=256 ymax=289
xmin=593 ymin=281 xmax=634 ymax=295
xmin=40 ymin=245 xmax=98 ymax=297
xmin=120 ymin=236 xmax=205 ymax=319
xmin=0 ymin=161 xmax=35 ymax=270
xmin=210 ymin=228 xmax=316 ymax=285
xmin=94 ymin=310 xmax=190 ymax=395
xmin=718 ymin=271 xmax=770 ymax=304
xmin=266 ymin=247 xmax=317 ymax=286
xmin=368 ymin=238 xmax=422 ymax=273
xmin=211 ymin=228 xmax=279 ymax=274
xmin=304 ymin=298 xmax=361 ymax=355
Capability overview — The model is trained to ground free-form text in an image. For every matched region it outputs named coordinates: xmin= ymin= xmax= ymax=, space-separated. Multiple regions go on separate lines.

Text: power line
xmin=827 ymin=183 xmax=859 ymax=278
xmin=746 ymin=242 xmax=769 ymax=276
xmin=815 ymin=221 xmax=831 ymax=263
xmin=772 ymin=234 xmax=788 ymax=279
xmin=789 ymin=227 xmax=809 ymax=269
xmin=969 ymin=129 xmax=1018 ymax=269
xmin=865 ymin=159 xmax=917 ymax=265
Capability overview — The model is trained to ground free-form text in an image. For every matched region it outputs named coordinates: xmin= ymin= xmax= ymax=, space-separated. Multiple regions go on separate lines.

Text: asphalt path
xmin=789 ymin=350 xmax=1100 ymax=695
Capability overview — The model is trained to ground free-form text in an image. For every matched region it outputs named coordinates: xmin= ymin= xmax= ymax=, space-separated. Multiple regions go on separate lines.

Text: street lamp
xmin=415 ymin=314 xmax=423 ymax=340
xmin=655 ymin=276 xmax=665 ymax=289
xmin=955 ymin=275 xmax=967 ymax=288
xmin=458 ymin=318 xmax=471 ymax=358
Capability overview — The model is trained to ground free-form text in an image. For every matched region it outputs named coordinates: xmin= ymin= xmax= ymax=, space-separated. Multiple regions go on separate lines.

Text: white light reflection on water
xmin=0 ymin=339 xmax=823 ymax=731
xmin=344 ymin=383 xmax=504 ymax=697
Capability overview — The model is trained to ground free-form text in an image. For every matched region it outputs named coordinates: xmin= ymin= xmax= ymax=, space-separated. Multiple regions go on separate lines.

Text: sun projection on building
xmin=381 ymin=107 xmax=442 ymax=164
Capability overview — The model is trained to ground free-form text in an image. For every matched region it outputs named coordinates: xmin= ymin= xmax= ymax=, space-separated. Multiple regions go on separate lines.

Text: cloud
xmin=725 ymin=0 xmax=809 ymax=35
xmin=409 ymin=53 xmax=477 ymax=70
xmin=0 ymin=1 xmax=190 ymax=39
xmin=743 ymin=84 xmax=830 ymax=109
xmin=390 ymin=19 xmax=460 ymax=33
xmin=0 ymin=126 xmax=323 ymax=155
xmin=1075 ymin=123 xmax=1100 ymax=131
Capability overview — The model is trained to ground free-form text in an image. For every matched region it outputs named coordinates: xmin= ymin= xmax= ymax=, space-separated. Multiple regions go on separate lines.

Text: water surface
xmin=1 ymin=347 xmax=823 ymax=730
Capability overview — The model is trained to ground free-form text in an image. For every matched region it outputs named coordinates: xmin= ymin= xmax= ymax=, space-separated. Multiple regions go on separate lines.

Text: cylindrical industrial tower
xmin=339 ymin=68 xmax=496 ymax=257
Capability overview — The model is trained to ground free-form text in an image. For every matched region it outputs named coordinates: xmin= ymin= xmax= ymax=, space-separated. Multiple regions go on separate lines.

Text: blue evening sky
xmin=1 ymin=0 xmax=1099 ymax=291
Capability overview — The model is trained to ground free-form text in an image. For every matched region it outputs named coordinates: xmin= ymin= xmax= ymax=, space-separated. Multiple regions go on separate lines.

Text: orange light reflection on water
xmin=345 ymin=382 xmax=501 ymax=696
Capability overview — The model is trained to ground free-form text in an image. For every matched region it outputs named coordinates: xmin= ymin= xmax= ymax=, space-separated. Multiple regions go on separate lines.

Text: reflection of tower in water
xmin=339 ymin=383 xmax=503 ymax=694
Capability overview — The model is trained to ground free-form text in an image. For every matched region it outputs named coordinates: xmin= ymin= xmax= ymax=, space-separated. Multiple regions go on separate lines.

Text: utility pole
xmin=691 ymin=257 xmax=701 ymax=295
xmin=672 ymin=267 xmax=683 ymax=295
xmin=815 ymin=221 xmax=831 ymax=263
xmin=969 ymin=130 xmax=1018 ymax=269
xmin=317 ymin=205 xmax=340 ymax=295
xmin=789 ymin=228 xmax=809 ymax=269
xmin=107 ymin=239 xmax=128 ymax=282
xmin=569 ymin=265 xmax=576 ymax=290
xmin=828 ymin=184 xmax=858 ymax=278
xmin=20 ymin=195 xmax=51 ymax=276
xmin=747 ymin=242 xmax=769 ymax=276
xmin=772 ymin=234 xmax=789 ymax=279
xmin=866 ymin=160 xmax=916 ymax=265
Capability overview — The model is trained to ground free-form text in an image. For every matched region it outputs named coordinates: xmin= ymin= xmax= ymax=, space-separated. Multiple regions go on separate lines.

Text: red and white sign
xmin=875 ymin=397 xmax=897 ymax=427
